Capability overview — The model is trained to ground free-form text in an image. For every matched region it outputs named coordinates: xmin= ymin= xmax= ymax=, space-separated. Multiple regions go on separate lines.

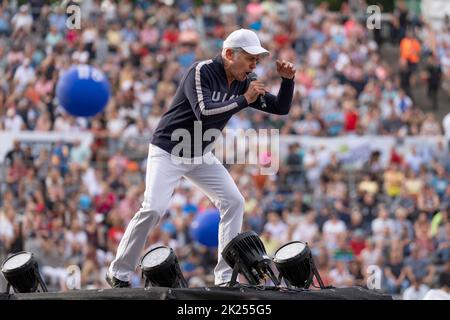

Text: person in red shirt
xmin=350 ymin=230 xmax=367 ymax=256
xmin=107 ymin=210 xmax=125 ymax=253
xmin=343 ymin=99 xmax=359 ymax=133
xmin=162 ymin=24 xmax=179 ymax=47
xmin=94 ymin=183 xmax=116 ymax=215
xmin=390 ymin=147 xmax=403 ymax=166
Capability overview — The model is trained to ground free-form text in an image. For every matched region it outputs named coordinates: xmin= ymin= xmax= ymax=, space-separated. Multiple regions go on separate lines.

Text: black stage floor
xmin=0 ymin=286 xmax=392 ymax=300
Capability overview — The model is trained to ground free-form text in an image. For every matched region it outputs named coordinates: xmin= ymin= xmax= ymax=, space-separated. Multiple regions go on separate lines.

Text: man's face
xmin=229 ymin=49 xmax=260 ymax=81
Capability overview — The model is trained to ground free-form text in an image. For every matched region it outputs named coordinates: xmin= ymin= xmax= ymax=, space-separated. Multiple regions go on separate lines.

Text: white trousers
xmin=109 ymin=144 xmax=244 ymax=285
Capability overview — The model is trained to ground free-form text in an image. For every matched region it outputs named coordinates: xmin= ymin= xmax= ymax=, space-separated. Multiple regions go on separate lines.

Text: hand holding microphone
xmin=245 ymin=72 xmax=267 ymax=108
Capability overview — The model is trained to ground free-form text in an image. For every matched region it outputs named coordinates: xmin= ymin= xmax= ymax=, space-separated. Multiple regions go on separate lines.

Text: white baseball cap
xmin=223 ymin=28 xmax=270 ymax=57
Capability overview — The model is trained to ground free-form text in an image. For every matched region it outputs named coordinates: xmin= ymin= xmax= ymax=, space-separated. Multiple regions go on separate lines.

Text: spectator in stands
xmin=403 ymin=277 xmax=429 ymax=300
xmin=435 ymin=222 xmax=450 ymax=264
xmin=424 ymin=54 xmax=443 ymax=110
xmin=384 ymin=242 xmax=410 ymax=294
xmin=372 ymin=205 xmax=396 ymax=243
xmin=392 ymin=1 xmax=410 ymax=44
xmin=405 ymin=244 xmax=436 ymax=286
xmin=420 ymin=113 xmax=442 ymax=136
xmin=329 ymin=260 xmax=354 ymax=288
xmin=417 ymin=185 xmax=440 ymax=216
xmin=423 ymin=270 xmax=450 ymax=300
xmin=400 ymin=29 xmax=421 ymax=88
xmin=323 ymin=212 xmax=347 ymax=251
xmin=290 ymin=209 xmax=319 ymax=244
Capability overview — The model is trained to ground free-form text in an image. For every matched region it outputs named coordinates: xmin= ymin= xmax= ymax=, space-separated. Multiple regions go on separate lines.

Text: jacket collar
xmin=213 ymin=54 xmax=227 ymax=79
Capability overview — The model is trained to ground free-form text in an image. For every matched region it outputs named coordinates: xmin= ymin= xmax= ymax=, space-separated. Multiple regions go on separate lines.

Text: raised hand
xmin=276 ymin=60 xmax=296 ymax=80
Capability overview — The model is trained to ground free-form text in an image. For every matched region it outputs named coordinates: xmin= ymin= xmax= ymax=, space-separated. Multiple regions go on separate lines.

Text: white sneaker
xmin=217 ymin=282 xmax=230 ymax=287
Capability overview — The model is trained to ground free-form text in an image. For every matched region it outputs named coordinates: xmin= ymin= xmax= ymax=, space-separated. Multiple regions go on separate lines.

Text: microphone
xmin=247 ymin=72 xmax=267 ymax=109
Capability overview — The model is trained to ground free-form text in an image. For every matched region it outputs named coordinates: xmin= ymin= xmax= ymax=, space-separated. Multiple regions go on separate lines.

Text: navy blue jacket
xmin=151 ymin=55 xmax=294 ymax=157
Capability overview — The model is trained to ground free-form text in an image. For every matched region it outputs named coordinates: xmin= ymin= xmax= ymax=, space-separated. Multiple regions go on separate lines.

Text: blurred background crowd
xmin=0 ymin=0 xmax=449 ymax=299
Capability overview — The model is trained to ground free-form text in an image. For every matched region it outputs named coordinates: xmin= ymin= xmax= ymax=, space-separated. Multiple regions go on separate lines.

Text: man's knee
xmin=222 ymin=192 xmax=245 ymax=212
xmin=135 ymin=204 xmax=165 ymax=222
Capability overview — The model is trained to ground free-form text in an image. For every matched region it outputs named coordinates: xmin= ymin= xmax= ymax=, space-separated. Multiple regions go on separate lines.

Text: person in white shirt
xmin=423 ymin=273 xmax=450 ymax=300
xmin=3 ymin=108 xmax=24 ymax=131
xmin=13 ymin=58 xmax=35 ymax=92
xmin=291 ymin=210 xmax=319 ymax=243
xmin=263 ymin=211 xmax=288 ymax=243
xmin=329 ymin=260 xmax=354 ymax=288
xmin=403 ymin=277 xmax=429 ymax=300
xmin=65 ymin=219 xmax=88 ymax=256
xmin=371 ymin=206 xmax=395 ymax=242
xmin=323 ymin=212 xmax=347 ymax=250
xmin=423 ymin=289 xmax=450 ymax=300
xmin=0 ymin=209 xmax=14 ymax=249
xmin=53 ymin=113 xmax=73 ymax=132
xmin=360 ymin=237 xmax=382 ymax=270
xmin=393 ymin=89 xmax=413 ymax=115
xmin=404 ymin=145 xmax=424 ymax=173
xmin=11 ymin=5 xmax=33 ymax=33
xmin=303 ymin=148 xmax=324 ymax=187
xmin=443 ymin=112 xmax=450 ymax=148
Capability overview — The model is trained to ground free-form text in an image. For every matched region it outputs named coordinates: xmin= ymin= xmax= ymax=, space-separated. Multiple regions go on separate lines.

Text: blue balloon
xmin=190 ymin=209 xmax=220 ymax=248
xmin=56 ymin=65 xmax=111 ymax=117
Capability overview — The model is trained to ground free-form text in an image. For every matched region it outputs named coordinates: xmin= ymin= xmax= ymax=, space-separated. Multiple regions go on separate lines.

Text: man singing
xmin=107 ymin=28 xmax=296 ymax=288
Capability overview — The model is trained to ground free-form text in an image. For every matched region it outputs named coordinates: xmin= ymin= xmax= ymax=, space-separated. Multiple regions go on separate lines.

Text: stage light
xmin=1 ymin=251 xmax=48 ymax=293
xmin=273 ymin=241 xmax=325 ymax=289
xmin=222 ymin=231 xmax=279 ymax=287
xmin=140 ymin=246 xmax=188 ymax=288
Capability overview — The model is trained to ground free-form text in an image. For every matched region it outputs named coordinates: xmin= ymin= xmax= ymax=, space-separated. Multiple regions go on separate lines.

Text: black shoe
xmin=106 ymin=272 xmax=130 ymax=288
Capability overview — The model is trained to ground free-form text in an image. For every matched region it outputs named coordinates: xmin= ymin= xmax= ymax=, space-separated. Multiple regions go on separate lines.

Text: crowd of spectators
xmin=0 ymin=0 xmax=449 ymax=298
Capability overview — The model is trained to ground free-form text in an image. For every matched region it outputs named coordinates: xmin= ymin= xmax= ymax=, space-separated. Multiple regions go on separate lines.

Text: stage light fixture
xmin=222 ymin=231 xmax=279 ymax=287
xmin=1 ymin=251 xmax=48 ymax=293
xmin=140 ymin=246 xmax=188 ymax=288
xmin=273 ymin=241 xmax=326 ymax=289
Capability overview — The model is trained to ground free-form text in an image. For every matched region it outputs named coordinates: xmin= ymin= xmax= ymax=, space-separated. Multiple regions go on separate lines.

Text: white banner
xmin=0 ymin=131 xmax=93 ymax=164
xmin=279 ymin=135 xmax=447 ymax=169
xmin=0 ymin=130 xmax=445 ymax=171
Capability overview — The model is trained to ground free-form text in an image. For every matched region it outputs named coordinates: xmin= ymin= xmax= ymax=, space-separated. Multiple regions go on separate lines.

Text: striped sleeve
xmin=184 ymin=60 xmax=248 ymax=121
